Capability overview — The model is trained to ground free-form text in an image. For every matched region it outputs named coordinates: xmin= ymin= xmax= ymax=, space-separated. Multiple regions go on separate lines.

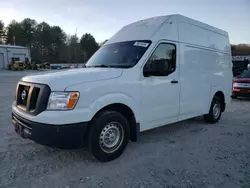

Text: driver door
xmin=140 ymin=42 xmax=180 ymax=130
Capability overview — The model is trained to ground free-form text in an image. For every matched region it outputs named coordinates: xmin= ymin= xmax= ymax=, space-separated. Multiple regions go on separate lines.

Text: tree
xmin=6 ymin=19 xmax=37 ymax=47
xmin=20 ymin=18 xmax=37 ymax=48
xmin=231 ymin=45 xmax=236 ymax=56
xmin=80 ymin=33 xmax=99 ymax=61
xmin=32 ymin=22 xmax=66 ymax=62
xmin=4 ymin=18 xmax=101 ymax=63
xmin=49 ymin=26 xmax=66 ymax=62
xmin=66 ymin=34 xmax=82 ymax=63
xmin=0 ymin=20 xmax=5 ymax=44
xmin=231 ymin=44 xmax=250 ymax=56
xmin=32 ymin=22 xmax=51 ymax=61
xmin=6 ymin=20 xmax=23 ymax=45
xmin=0 ymin=20 xmax=3 ymax=34
xmin=99 ymin=39 xmax=108 ymax=46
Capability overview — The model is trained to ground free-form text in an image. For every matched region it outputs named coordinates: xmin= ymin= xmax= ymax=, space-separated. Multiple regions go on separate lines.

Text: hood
xmin=21 ymin=68 xmax=123 ymax=90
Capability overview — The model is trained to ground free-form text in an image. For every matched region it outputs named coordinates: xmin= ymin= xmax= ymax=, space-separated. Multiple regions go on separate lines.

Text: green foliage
xmin=6 ymin=20 xmax=23 ymax=45
xmin=20 ymin=18 xmax=37 ymax=47
xmin=66 ymin=34 xmax=82 ymax=63
xmin=80 ymin=33 xmax=99 ymax=61
xmin=0 ymin=20 xmax=5 ymax=44
xmin=3 ymin=18 xmax=100 ymax=63
xmin=0 ymin=20 xmax=4 ymax=34
xmin=231 ymin=44 xmax=250 ymax=56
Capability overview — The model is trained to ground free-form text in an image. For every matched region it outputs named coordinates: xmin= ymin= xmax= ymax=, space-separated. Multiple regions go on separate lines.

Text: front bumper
xmin=12 ymin=112 xmax=89 ymax=149
xmin=232 ymin=91 xmax=250 ymax=98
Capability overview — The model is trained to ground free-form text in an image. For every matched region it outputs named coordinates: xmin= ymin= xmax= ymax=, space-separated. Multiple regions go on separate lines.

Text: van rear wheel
xmin=204 ymin=96 xmax=222 ymax=123
xmin=88 ymin=111 xmax=130 ymax=162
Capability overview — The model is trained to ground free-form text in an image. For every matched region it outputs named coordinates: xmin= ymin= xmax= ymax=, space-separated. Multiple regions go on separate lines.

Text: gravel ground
xmin=0 ymin=70 xmax=250 ymax=188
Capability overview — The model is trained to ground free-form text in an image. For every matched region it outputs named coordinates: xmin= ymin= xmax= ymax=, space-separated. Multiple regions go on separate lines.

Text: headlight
xmin=47 ymin=92 xmax=79 ymax=110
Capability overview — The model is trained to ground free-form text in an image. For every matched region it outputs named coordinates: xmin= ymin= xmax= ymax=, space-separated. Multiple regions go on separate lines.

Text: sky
xmin=0 ymin=0 xmax=249 ymax=44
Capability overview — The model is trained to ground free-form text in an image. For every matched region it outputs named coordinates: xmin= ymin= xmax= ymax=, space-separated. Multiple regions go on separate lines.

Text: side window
xmin=144 ymin=43 xmax=176 ymax=76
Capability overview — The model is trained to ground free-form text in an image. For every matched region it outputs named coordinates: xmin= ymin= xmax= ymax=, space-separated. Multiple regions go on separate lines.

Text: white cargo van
xmin=12 ymin=14 xmax=232 ymax=161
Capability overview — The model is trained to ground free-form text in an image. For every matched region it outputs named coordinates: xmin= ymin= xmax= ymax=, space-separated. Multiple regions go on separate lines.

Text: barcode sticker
xmin=134 ymin=42 xmax=149 ymax=47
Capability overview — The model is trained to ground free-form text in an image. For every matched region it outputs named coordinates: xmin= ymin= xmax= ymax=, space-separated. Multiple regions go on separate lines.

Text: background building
xmin=0 ymin=45 xmax=30 ymax=69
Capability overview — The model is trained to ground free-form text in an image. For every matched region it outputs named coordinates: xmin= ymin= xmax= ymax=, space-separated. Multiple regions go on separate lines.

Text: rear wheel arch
xmin=214 ymin=91 xmax=225 ymax=112
xmin=204 ymin=91 xmax=225 ymax=123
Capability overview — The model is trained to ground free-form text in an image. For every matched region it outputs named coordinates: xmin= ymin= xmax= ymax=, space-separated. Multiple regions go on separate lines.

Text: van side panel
xmin=208 ymin=52 xmax=232 ymax=109
xmin=177 ymin=20 xmax=232 ymax=119
xmin=178 ymin=22 xmax=230 ymax=53
xmin=179 ymin=44 xmax=210 ymax=118
xmin=179 ymin=44 xmax=232 ymax=119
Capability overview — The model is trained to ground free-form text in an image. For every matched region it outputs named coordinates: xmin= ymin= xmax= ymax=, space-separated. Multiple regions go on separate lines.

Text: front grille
xmin=29 ymin=87 xmax=40 ymax=111
xmin=240 ymin=88 xmax=249 ymax=94
xmin=16 ymin=81 xmax=51 ymax=115
xmin=17 ymin=85 xmax=30 ymax=106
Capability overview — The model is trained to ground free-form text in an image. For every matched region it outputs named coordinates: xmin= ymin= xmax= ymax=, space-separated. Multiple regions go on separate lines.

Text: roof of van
xmin=106 ymin=14 xmax=229 ymax=45
xmin=177 ymin=14 xmax=227 ymax=36
xmin=127 ymin=14 xmax=227 ymax=36
xmin=0 ymin=44 xmax=28 ymax=49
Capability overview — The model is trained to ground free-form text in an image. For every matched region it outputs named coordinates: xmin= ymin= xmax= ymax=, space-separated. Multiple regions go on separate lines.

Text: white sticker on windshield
xmin=134 ymin=41 xmax=149 ymax=47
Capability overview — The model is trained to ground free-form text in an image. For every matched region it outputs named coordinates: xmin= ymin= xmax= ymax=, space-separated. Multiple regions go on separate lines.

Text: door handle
xmin=171 ymin=80 xmax=178 ymax=84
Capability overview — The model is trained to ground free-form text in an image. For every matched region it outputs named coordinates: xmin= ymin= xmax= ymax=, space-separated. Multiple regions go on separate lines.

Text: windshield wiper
xmin=110 ymin=65 xmax=132 ymax=68
xmin=87 ymin=64 xmax=132 ymax=68
xmin=87 ymin=64 xmax=111 ymax=68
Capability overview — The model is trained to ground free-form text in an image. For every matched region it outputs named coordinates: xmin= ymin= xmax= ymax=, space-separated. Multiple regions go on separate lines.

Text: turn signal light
xmin=66 ymin=92 xmax=80 ymax=109
xmin=232 ymin=87 xmax=240 ymax=92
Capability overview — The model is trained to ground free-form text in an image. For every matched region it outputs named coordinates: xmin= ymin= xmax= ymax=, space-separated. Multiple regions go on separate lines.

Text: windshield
xmin=240 ymin=69 xmax=250 ymax=78
xmin=86 ymin=40 xmax=151 ymax=68
xmin=233 ymin=61 xmax=249 ymax=69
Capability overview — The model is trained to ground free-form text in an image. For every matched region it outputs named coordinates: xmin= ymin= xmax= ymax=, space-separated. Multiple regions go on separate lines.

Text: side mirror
xmin=144 ymin=59 xmax=169 ymax=77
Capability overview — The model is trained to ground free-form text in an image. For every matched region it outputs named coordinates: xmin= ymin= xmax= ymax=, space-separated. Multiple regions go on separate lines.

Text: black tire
xmin=204 ymin=96 xmax=222 ymax=123
xmin=231 ymin=95 xmax=237 ymax=99
xmin=88 ymin=111 xmax=130 ymax=162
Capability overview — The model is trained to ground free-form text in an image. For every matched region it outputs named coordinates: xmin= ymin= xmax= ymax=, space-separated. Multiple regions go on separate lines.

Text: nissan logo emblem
xmin=21 ymin=90 xmax=27 ymax=100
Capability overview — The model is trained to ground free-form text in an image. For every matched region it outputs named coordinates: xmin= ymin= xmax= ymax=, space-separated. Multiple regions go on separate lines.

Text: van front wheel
xmin=204 ymin=96 xmax=222 ymax=123
xmin=88 ymin=111 xmax=130 ymax=162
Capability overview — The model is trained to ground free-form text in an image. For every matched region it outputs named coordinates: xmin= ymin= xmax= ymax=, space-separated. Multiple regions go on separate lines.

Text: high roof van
xmin=12 ymin=14 xmax=233 ymax=161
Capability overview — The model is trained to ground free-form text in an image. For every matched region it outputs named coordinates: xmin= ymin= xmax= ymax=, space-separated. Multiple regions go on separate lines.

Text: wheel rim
xmin=213 ymin=102 xmax=221 ymax=119
xmin=99 ymin=122 xmax=124 ymax=153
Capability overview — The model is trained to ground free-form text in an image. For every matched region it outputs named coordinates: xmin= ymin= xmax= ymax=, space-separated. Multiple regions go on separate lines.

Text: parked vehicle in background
xmin=12 ymin=14 xmax=232 ymax=162
xmin=9 ymin=57 xmax=25 ymax=71
xmin=232 ymin=59 xmax=249 ymax=77
xmin=36 ymin=62 xmax=50 ymax=69
xmin=69 ymin=64 xmax=75 ymax=69
xmin=232 ymin=68 xmax=250 ymax=98
xmin=24 ymin=58 xmax=38 ymax=70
